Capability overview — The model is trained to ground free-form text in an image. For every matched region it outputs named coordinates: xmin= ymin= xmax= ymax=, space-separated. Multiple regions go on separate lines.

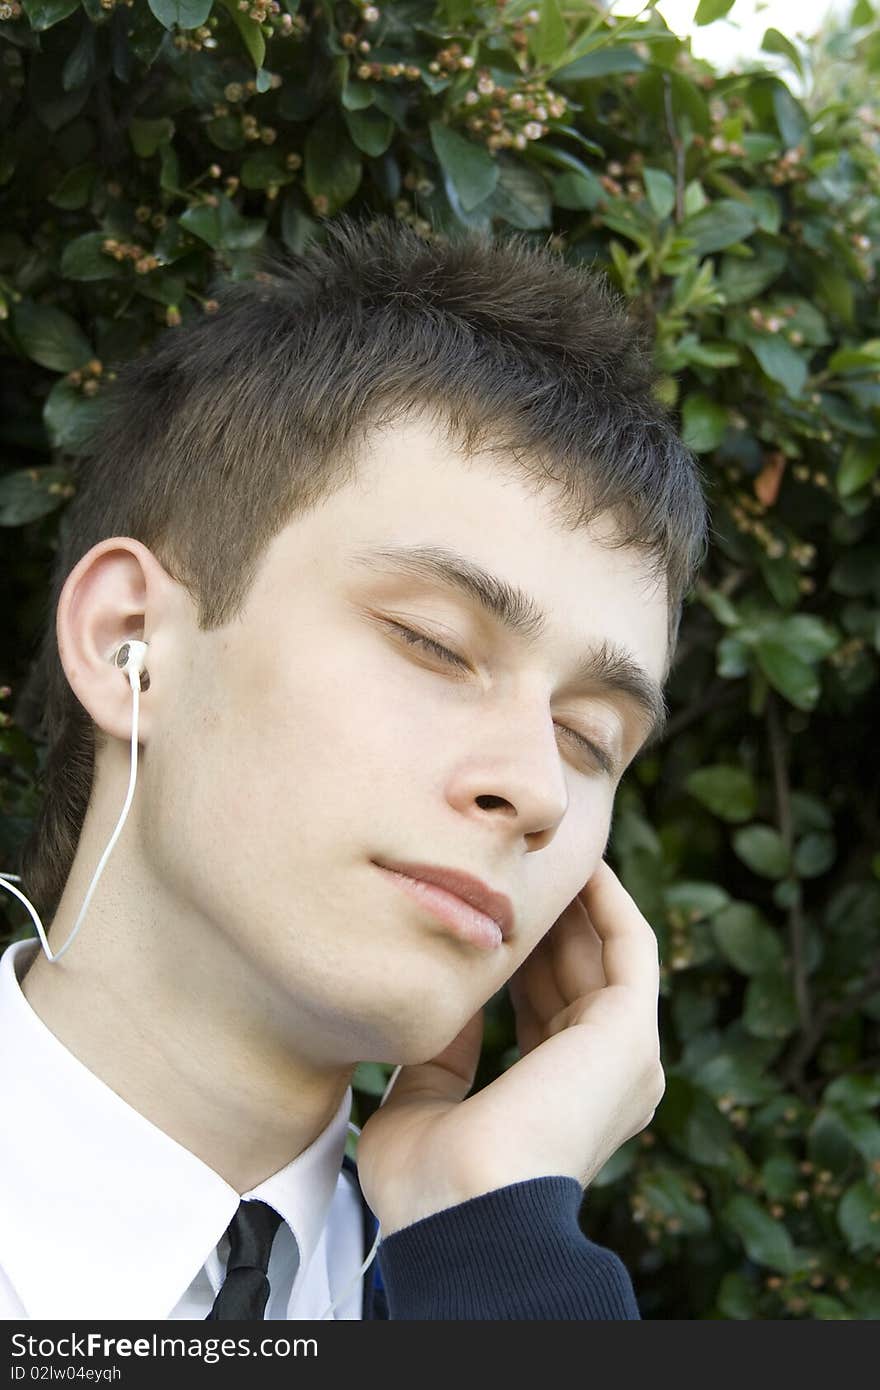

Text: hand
xmin=354 ymin=858 xmax=666 ymax=1237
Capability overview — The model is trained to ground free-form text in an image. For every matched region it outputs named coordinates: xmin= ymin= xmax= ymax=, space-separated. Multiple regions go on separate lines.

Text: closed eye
xmin=383 ymin=621 xmax=617 ymax=777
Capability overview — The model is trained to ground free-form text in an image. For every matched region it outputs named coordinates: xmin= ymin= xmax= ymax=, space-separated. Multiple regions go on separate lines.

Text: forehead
xmin=329 ymin=410 xmax=664 ymax=606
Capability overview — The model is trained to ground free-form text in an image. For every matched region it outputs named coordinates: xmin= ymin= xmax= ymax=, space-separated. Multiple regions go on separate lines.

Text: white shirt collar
xmin=0 ymin=936 xmax=353 ymax=1320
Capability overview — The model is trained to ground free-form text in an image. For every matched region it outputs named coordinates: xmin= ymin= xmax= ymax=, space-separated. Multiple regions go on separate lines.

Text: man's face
xmin=140 ymin=409 xmax=669 ymax=1065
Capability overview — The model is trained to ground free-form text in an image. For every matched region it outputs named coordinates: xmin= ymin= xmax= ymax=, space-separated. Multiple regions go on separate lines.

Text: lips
xmin=373 ymin=859 xmax=515 ymax=940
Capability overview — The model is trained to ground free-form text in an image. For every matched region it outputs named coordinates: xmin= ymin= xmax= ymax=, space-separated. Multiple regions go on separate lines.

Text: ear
xmin=55 ymin=537 xmax=173 ymax=746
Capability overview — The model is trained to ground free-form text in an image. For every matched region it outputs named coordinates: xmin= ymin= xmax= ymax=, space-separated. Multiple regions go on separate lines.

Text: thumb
xmin=385 ymin=1006 xmax=485 ymax=1109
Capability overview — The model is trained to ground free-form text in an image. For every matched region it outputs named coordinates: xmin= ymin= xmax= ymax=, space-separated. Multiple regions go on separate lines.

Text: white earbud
xmin=113 ymin=639 xmax=150 ymax=688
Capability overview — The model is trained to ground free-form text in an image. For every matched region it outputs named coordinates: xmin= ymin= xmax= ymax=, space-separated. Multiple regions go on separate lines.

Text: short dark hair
xmin=15 ymin=213 xmax=710 ymax=922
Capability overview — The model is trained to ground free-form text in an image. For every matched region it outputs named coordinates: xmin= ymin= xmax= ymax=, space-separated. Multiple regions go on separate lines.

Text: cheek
xmin=535 ymin=821 xmax=614 ymax=930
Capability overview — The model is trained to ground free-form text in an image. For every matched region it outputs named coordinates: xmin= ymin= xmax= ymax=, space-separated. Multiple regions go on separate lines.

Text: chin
xmin=388 ymin=1004 xmax=482 ymax=1067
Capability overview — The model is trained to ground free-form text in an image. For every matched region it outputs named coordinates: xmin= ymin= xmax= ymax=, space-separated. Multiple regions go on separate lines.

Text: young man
xmin=0 ymin=215 xmax=709 ymax=1320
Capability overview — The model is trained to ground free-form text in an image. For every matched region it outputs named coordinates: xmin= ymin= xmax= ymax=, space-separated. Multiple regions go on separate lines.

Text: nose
xmin=445 ymin=699 xmax=572 ymax=841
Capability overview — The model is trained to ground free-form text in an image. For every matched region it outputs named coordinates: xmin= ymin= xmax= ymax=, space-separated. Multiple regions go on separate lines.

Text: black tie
xmin=206 ymin=1199 xmax=286 ymax=1320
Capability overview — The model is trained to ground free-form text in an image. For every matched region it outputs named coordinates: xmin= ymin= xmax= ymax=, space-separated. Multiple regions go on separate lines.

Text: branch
xmin=766 ymin=691 xmax=812 ymax=1038
xmin=781 ymin=965 xmax=880 ymax=1092
xmin=656 ymin=679 xmax=741 ymax=747
xmin=663 ymin=73 xmax=686 ymax=224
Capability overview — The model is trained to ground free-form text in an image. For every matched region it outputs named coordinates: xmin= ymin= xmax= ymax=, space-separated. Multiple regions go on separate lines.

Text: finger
xmin=505 ymin=972 xmax=544 ymax=1056
xmin=508 ymin=931 xmax=566 ymax=1023
xmin=544 ymin=891 xmax=606 ymax=1003
xmin=578 ymin=859 xmax=660 ymax=997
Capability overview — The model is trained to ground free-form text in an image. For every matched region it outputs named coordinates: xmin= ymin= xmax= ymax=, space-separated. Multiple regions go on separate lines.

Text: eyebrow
xmin=348 ymin=542 xmax=668 ymax=751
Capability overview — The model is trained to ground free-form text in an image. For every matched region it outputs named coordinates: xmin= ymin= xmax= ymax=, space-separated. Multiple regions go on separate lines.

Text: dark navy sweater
xmin=340 ymin=1154 xmax=641 ymax=1320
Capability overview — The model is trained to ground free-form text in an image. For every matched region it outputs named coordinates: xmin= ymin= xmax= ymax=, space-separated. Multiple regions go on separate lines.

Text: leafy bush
xmin=1 ymin=0 xmax=879 ymax=1319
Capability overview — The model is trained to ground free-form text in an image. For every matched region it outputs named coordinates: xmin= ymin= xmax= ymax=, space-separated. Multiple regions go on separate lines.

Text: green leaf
xmin=21 ymin=0 xmax=78 ymax=29
xmin=717 ymin=635 xmax=749 ymax=677
xmin=642 ymin=167 xmax=675 ymax=220
xmin=838 ymin=1181 xmax=880 ymax=1253
xmin=531 ymin=0 xmax=569 ymax=67
xmin=304 ymin=111 xmax=363 ymax=216
xmin=808 ymin=1294 xmax=853 ymax=1320
xmin=682 ymin=180 xmax=704 ymax=216
xmin=0 ymin=466 xmax=72 ymax=525
xmin=773 ymin=83 xmax=810 ymax=150
xmin=639 ymin=1165 xmax=713 ymax=1234
xmin=179 ymin=196 xmax=267 ymax=251
xmin=239 ymin=151 xmax=290 ymax=190
xmin=759 ymin=558 xmax=799 ymax=615
xmin=655 ymin=1076 xmax=740 ymax=1170
xmin=48 ymin=164 xmax=96 ymax=211
xmin=747 ymin=188 xmax=782 ymax=235
xmin=129 ymin=117 xmax=175 ymax=158
xmin=206 ymin=117 xmax=246 ymax=152
xmin=218 ymin=0 xmax=265 ymax=68
xmin=680 ymin=339 xmax=740 ymax=368
xmin=429 ymin=121 xmax=498 ymax=212
xmin=11 ymin=301 xmax=93 ymax=373
xmin=43 ymin=379 xmax=112 ymax=453
xmin=549 ymin=169 xmax=602 ymax=209
xmin=743 ymin=971 xmax=800 ymax=1040
xmin=754 ymin=640 xmax=821 ymax=709
xmin=760 ymin=1153 xmax=801 ymax=1200
xmin=663 ymin=880 xmax=729 ymax=920
xmin=681 ymin=199 xmax=758 ymax=256
xmin=341 ymin=79 xmax=375 ymax=112
xmin=808 ymin=1108 xmax=857 ymax=1173
xmin=489 ymin=157 xmax=551 ymax=230
xmin=827 ymin=340 xmax=880 ymax=373
xmin=773 ymin=614 xmax=839 ymax=661
xmin=352 ymin=1061 xmax=396 ymax=1097
xmin=838 ymin=442 xmax=878 ymax=497
xmin=830 ymin=1109 xmax=880 ymax=1164
xmin=790 ymin=792 xmax=833 ymax=835
xmin=699 ymin=586 xmax=739 ymax=628
xmin=741 ymin=133 xmax=780 ymax=162
xmin=62 ymin=21 xmax=96 ymax=92
xmin=680 ymin=393 xmax=727 ymax=453
xmin=715 ymin=1270 xmax=758 ymax=1319
xmin=545 ymin=124 xmax=603 ymax=160
xmin=732 ymin=824 xmax=790 ymax=879
xmin=719 ymin=244 xmax=786 ymax=303
xmin=711 ymin=902 xmax=784 ymax=974
xmin=685 ymin=765 xmax=757 ymax=822
xmin=722 ymin=1194 xmax=800 ymax=1272
xmin=343 ymin=105 xmax=395 ymax=158
xmin=793 ymin=832 xmax=836 ymax=878
xmin=553 ymin=47 xmax=645 ymax=82
xmin=824 ymin=1074 xmax=880 ymax=1110
xmin=761 ymin=27 xmax=804 ymax=77
xmin=814 ymin=265 xmax=855 ymax=327
xmin=829 ymin=545 xmax=880 ymax=595
xmin=279 ymin=196 xmax=318 ymax=256
xmin=695 ymin=0 xmax=736 ymax=23
xmin=137 ymin=272 xmax=186 ymax=309
xmin=745 ymin=334 xmax=808 ymax=399
xmin=695 ymin=1050 xmax=779 ymax=1105
xmin=61 ymin=232 xmax=127 ymax=281
xmin=28 ymin=52 xmax=92 ymax=131
xmin=147 ymin=0 xmax=212 ymax=29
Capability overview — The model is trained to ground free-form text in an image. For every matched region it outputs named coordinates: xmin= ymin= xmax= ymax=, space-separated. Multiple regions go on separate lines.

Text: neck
xmin=19 ymin=834 xmax=356 ymax=1194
